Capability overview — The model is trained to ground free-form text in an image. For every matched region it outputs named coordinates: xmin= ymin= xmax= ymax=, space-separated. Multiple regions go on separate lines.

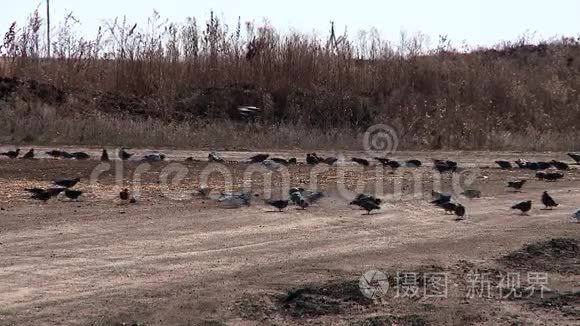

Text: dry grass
xmin=1 ymin=10 xmax=580 ymax=150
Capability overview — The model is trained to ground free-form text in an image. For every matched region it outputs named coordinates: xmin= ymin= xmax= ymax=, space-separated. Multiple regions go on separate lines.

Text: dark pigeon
xmin=567 ymin=153 xmax=580 ymax=164
xmin=21 ymin=148 xmax=34 ymax=160
xmin=405 ymin=159 xmax=422 ymax=168
xmin=119 ymin=149 xmax=134 ymax=161
xmin=119 ymin=188 xmax=130 ymax=201
xmin=306 ymin=153 xmax=320 ymax=165
xmin=53 ymin=177 xmax=80 ymax=188
xmin=0 ymin=148 xmax=20 ymax=159
xmin=551 ymin=160 xmax=569 ymax=170
xmin=270 ymin=158 xmax=289 ymax=165
xmin=350 ymin=195 xmax=381 ymax=214
xmin=72 ymin=152 xmax=90 ymax=160
xmin=64 ymin=190 xmax=83 ymax=200
xmin=265 ymin=199 xmax=289 ymax=212
xmin=495 ymin=160 xmax=512 ymax=169
xmin=507 ymin=180 xmax=526 ymax=192
xmin=101 ymin=149 xmax=110 ymax=161
xmin=351 ymin=157 xmax=370 ymax=166
xmin=512 ymin=200 xmax=532 ymax=215
xmin=249 ymin=154 xmax=269 ymax=163
xmin=541 ymin=191 xmax=558 ymax=209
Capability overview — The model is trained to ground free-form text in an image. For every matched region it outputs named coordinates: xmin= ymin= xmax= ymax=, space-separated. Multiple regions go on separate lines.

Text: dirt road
xmin=0 ymin=148 xmax=578 ymax=325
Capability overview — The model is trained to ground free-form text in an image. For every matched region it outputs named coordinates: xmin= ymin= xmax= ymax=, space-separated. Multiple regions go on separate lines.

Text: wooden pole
xmin=46 ymin=0 xmax=50 ymax=57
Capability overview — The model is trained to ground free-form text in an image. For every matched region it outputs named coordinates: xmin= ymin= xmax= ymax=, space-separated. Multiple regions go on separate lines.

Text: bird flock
xmin=1 ymin=147 xmax=579 ymax=222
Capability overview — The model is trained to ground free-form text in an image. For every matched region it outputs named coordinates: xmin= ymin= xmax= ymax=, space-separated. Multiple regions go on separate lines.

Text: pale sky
xmin=2 ymin=0 xmax=579 ymax=47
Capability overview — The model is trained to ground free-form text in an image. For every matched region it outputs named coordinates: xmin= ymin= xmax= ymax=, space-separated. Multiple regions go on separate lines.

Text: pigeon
xmin=289 ymin=188 xmax=323 ymax=208
xmin=64 ymin=190 xmax=83 ymax=200
xmin=544 ymin=172 xmax=564 ymax=182
xmin=262 ymin=160 xmax=282 ymax=171
xmin=454 ymin=204 xmax=466 ymax=220
xmin=270 ymin=157 xmax=288 ymax=165
xmin=438 ymin=202 xmax=458 ymax=214
xmin=551 ymin=160 xmax=569 ymax=170
xmin=572 ymin=209 xmax=580 ymax=222
xmin=119 ymin=188 xmax=130 ymax=201
xmin=431 ymin=191 xmax=452 ymax=205
xmin=265 ymin=199 xmax=289 ymax=212
xmin=302 ymin=190 xmax=324 ymax=204
xmin=405 ymin=159 xmax=422 ymax=168
xmin=208 ymin=152 xmax=224 ymax=163
xmin=536 ymin=172 xmax=547 ymax=180
xmin=306 ymin=153 xmax=320 ymax=165
xmin=21 ymin=148 xmax=34 ymax=159
xmin=375 ymin=158 xmax=400 ymax=169
xmin=352 ymin=193 xmax=382 ymax=206
xmin=514 ymin=159 xmax=528 ymax=169
xmin=218 ymin=191 xmax=252 ymax=208
xmin=537 ymin=162 xmax=552 ymax=170
xmin=53 ymin=177 xmax=80 ymax=188
xmin=101 ymin=149 xmax=110 ymax=161
xmin=434 ymin=160 xmax=456 ymax=173
xmin=495 ymin=160 xmax=512 ymax=169
xmin=374 ymin=157 xmax=391 ymax=165
xmin=142 ymin=153 xmax=165 ymax=162
xmin=461 ymin=189 xmax=481 ymax=199
xmin=351 ymin=157 xmax=370 ymax=166
xmin=350 ymin=195 xmax=381 ymax=214
xmin=541 ymin=191 xmax=558 ymax=209
xmin=321 ymin=157 xmax=338 ymax=165
xmin=249 ymin=154 xmax=269 ymax=163
xmin=71 ymin=152 xmax=90 ymax=160
xmin=567 ymin=153 xmax=580 ymax=164
xmin=46 ymin=150 xmax=64 ymax=158
xmin=0 ymin=148 xmax=20 ymax=159
xmin=28 ymin=189 xmax=52 ymax=201
xmin=60 ymin=151 xmax=75 ymax=159
xmin=288 ymin=158 xmax=297 ymax=164
xmin=512 ymin=200 xmax=532 ymax=215
xmin=25 ymin=187 xmax=65 ymax=198
xmin=507 ymin=180 xmax=526 ymax=192
xmin=119 ymin=149 xmax=134 ymax=161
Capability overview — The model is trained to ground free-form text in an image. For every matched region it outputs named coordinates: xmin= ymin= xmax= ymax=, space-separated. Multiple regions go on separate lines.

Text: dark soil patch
xmin=498 ymin=238 xmax=579 ymax=274
xmin=277 ymin=280 xmax=373 ymax=318
xmin=528 ymin=291 xmax=580 ymax=317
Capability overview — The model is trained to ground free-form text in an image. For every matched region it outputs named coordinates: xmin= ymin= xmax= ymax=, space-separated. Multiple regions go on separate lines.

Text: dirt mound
xmin=236 ymin=280 xmax=373 ymax=321
xmin=498 ymin=238 xmax=579 ymax=274
xmin=277 ymin=280 xmax=373 ymax=318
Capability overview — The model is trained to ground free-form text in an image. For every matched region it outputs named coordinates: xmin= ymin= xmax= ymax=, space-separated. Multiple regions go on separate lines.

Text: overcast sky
xmin=3 ymin=0 xmax=579 ymax=47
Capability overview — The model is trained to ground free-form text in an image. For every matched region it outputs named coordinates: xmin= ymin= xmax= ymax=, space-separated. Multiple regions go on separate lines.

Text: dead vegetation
xmin=1 ymin=10 xmax=580 ymax=150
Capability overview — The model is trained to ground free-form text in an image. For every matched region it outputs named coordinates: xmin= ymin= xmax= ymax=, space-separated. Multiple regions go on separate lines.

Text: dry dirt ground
xmin=0 ymin=146 xmax=578 ymax=325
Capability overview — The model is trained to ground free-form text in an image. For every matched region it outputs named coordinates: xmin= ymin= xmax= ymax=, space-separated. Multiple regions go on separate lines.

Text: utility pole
xmin=46 ymin=0 xmax=51 ymax=57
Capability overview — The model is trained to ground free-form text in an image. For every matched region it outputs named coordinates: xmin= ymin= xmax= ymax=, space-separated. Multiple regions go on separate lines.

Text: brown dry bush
xmin=1 ymin=10 xmax=579 ymax=150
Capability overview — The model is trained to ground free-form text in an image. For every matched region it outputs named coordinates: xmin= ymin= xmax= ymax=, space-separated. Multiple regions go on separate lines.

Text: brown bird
xmin=119 ymin=188 xmax=130 ymax=201
xmin=21 ymin=148 xmax=34 ymax=159
xmin=512 ymin=200 xmax=532 ymax=215
xmin=64 ymin=189 xmax=83 ymax=200
xmin=507 ymin=180 xmax=526 ymax=192
xmin=0 ymin=148 xmax=20 ymax=159
xmin=101 ymin=149 xmax=110 ymax=161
